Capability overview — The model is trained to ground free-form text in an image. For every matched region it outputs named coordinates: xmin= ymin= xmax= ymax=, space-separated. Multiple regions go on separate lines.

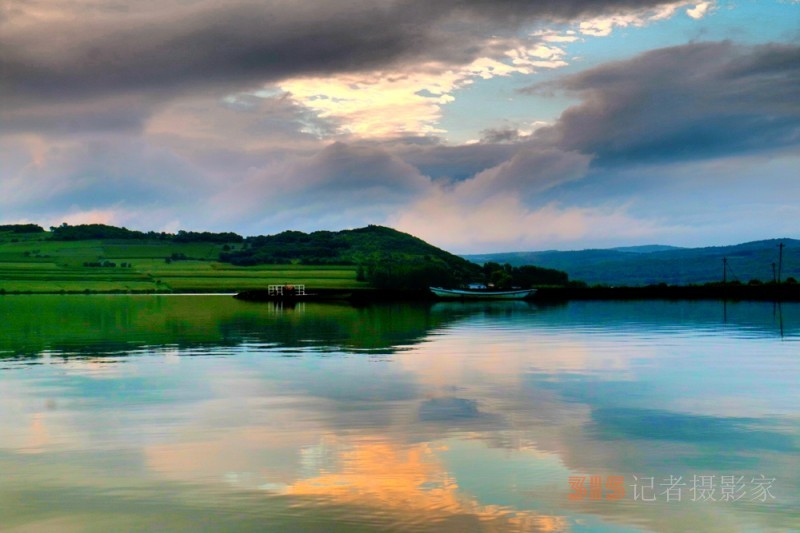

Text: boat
xmin=429 ymin=287 xmax=536 ymax=300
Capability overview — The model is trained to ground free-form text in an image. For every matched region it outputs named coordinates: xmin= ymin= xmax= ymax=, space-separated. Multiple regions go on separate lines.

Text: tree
xmin=490 ymin=269 xmax=513 ymax=289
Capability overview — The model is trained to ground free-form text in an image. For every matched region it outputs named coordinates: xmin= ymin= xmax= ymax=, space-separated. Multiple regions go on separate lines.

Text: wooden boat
xmin=429 ymin=287 xmax=536 ymax=300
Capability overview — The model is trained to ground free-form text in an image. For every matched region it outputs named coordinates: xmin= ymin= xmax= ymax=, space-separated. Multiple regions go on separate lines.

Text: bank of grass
xmin=0 ymin=233 xmax=365 ymax=293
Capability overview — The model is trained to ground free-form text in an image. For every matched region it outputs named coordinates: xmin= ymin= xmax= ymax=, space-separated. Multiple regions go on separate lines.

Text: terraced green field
xmin=0 ymin=232 xmax=365 ymax=293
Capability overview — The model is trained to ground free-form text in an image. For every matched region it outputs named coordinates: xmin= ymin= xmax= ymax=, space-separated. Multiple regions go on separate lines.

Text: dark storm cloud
xmin=2 ymin=4 xmax=421 ymax=102
xmin=0 ymin=0 xmax=679 ymax=107
xmin=527 ymin=41 xmax=800 ymax=164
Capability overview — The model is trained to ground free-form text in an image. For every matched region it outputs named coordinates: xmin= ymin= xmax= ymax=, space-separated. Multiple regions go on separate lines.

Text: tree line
xmin=49 ymin=223 xmax=243 ymax=243
xmin=480 ymin=261 xmax=569 ymax=289
xmin=0 ymin=224 xmax=45 ymax=233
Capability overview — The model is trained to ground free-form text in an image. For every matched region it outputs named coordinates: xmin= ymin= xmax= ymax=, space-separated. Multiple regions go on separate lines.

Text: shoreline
xmin=2 ymin=284 xmax=799 ymax=302
xmin=534 ymin=284 xmax=800 ymax=302
xmin=235 ymin=285 xmax=800 ymax=303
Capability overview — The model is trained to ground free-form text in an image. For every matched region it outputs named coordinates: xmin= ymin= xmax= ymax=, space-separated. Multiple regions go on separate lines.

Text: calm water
xmin=0 ymin=296 xmax=798 ymax=533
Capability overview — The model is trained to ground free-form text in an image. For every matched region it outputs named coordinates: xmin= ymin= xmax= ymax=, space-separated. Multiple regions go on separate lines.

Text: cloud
xmin=479 ymin=122 xmax=549 ymax=144
xmin=0 ymin=0 xmax=714 ymax=155
xmin=480 ymin=128 xmax=525 ymax=144
xmin=242 ymin=35 xmax=571 ymax=140
xmin=573 ymin=1 xmax=713 ymax=36
xmin=526 ymin=41 xmax=800 ymax=164
xmin=391 ymin=194 xmax=667 ymax=253
xmin=1 ymin=1 xmax=795 ymax=253
xmin=0 ymin=93 xmax=158 ymax=136
xmin=145 ymin=91 xmax=341 ymax=170
xmin=392 ymin=141 xmax=521 ymax=182
xmin=274 ymin=36 xmax=573 ymax=140
xmin=0 ymin=0 xmax=687 ymax=136
xmin=203 ymin=140 xmax=603 ymax=245
xmin=386 ymin=146 xmax=654 ymax=252
xmin=210 ymin=142 xmax=430 ymax=232
xmin=686 ymin=1 xmax=713 ymax=19
xmin=0 ymin=135 xmax=209 ymax=227
xmin=455 ymin=147 xmax=591 ymax=203
xmin=278 ymin=69 xmax=460 ymax=138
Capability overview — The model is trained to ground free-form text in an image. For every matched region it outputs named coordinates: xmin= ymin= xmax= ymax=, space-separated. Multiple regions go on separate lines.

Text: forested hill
xmin=464 ymin=239 xmax=800 ymax=286
xmin=220 ymin=225 xmax=482 ymax=288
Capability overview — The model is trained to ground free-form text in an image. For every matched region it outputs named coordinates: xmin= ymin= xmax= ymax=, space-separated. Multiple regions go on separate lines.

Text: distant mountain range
xmin=464 ymin=239 xmax=800 ymax=286
xmin=609 ymin=245 xmax=684 ymax=254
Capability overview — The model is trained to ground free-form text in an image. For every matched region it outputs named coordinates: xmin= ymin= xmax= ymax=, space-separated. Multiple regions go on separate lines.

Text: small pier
xmin=267 ymin=284 xmax=306 ymax=297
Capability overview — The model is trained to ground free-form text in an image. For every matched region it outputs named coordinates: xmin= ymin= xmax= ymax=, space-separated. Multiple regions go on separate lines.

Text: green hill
xmin=464 ymin=239 xmax=800 ymax=286
xmin=0 ymin=223 xmax=481 ymax=293
xmin=221 ymin=225 xmax=481 ymax=289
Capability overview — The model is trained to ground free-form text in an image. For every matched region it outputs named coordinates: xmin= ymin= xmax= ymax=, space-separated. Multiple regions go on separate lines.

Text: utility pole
xmin=723 ymin=257 xmax=727 ymax=284
xmin=777 ymin=243 xmax=785 ymax=284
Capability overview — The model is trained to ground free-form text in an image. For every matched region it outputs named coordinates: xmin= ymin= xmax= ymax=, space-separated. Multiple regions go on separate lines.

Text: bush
xmin=367 ymin=262 xmax=456 ymax=290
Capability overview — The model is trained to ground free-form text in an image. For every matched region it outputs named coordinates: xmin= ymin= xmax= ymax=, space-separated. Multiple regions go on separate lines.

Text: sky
xmin=1 ymin=0 xmax=798 ymax=253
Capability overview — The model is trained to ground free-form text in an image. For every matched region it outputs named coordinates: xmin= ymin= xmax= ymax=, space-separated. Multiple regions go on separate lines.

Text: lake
xmin=0 ymin=295 xmax=797 ymax=532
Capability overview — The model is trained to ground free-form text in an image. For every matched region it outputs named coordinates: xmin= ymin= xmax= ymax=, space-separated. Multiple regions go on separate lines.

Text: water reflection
xmin=0 ymin=296 xmax=456 ymax=358
xmin=1 ymin=297 xmax=797 ymax=360
xmin=0 ymin=296 xmax=798 ymax=532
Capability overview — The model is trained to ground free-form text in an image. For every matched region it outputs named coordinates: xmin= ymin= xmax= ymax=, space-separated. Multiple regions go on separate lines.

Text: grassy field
xmin=0 ymin=232 xmax=366 ymax=293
